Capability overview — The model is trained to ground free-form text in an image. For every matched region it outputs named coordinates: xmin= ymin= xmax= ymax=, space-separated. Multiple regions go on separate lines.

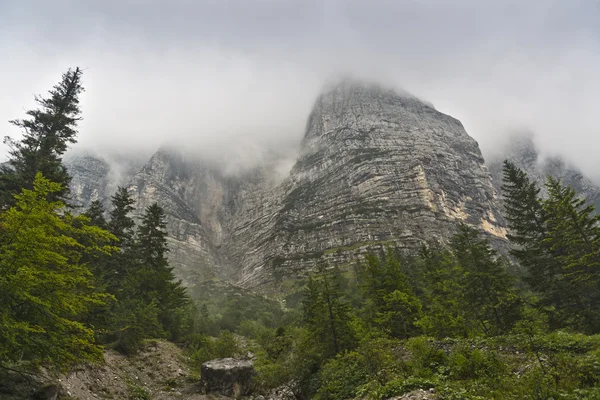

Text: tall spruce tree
xmin=0 ymin=68 xmax=84 ymax=208
xmin=108 ymin=187 xmax=136 ymax=247
xmin=415 ymin=247 xmax=469 ymax=338
xmin=450 ymin=224 xmax=520 ymax=335
xmin=135 ymin=203 xmax=187 ymax=338
xmin=543 ymin=177 xmax=600 ymax=332
xmin=501 ymin=162 xmax=600 ymax=330
xmin=302 ymin=262 xmax=355 ymax=358
xmin=359 ymin=253 xmax=385 ymax=325
xmin=84 ymin=200 xmax=107 ymax=229
xmin=362 ymin=250 xmax=422 ymax=338
xmin=501 ymin=160 xmax=552 ymax=293
xmin=105 ymin=187 xmax=136 ymax=295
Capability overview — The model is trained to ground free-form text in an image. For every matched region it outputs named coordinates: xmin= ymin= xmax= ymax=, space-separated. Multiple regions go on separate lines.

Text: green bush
xmin=112 ymin=299 xmax=163 ymax=355
xmin=404 ymin=336 xmax=448 ymax=377
xmin=316 ymin=351 xmax=368 ymax=400
xmin=188 ymin=331 xmax=241 ymax=371
xmin=447 ymin=344 xmax=506 ymax=380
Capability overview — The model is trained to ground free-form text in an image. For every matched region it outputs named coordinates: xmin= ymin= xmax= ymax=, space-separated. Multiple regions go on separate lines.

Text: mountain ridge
xmin=66 ymin=81 xmax=520 ymax=291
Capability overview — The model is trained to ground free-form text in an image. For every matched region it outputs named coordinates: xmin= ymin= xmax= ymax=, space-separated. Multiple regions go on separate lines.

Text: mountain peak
xmin=318 ymin=78 xmax=431 ymax=107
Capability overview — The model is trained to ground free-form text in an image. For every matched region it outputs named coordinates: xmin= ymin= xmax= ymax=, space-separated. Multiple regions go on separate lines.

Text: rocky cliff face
xmin=67 ymin=81 xmax=508 ymax=291
xmin=227 ymin=82 xmax=507 ymax=288
xmin=65 ymin=154 xmax=142 ymax=210
xmin=488 ymin=135 xmax=600 ymax=209
xmin=126 ymin=148 xmax=279 ymax=285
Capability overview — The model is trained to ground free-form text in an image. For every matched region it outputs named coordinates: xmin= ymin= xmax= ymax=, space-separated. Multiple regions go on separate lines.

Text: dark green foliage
xmin=102 ymin=187 xmax=137 ymax=297
xmin=134 ymin=203 xmax=188 ymax=339
xmin=543 ymin=177 xmax=600 ymax=332
xmin=100 ymin=201 xmax=189 ymax=352
xmin=108 ymin=187 xmax=136 ymax=246
xmin=111 ymin=298 xmax=163 ymax=355
xmin=303 ymin=262 xmax=357 ymax=358
xmin=359 ymin=251 xmax=422 ymax=338
xmin=450 ymin=224 xmax=521 ymax=335
xmin=0 ymin=68 xmax=83 ymax=208
xmin=84 ymin=200 xmax=107 ymax=229
xmin=502 ymin=161 xmax=600 ymax=333
xmin=416 ymin=248 xmax=469 ymax=338
xmin=187 ymin=331 xmax=241 ymax=369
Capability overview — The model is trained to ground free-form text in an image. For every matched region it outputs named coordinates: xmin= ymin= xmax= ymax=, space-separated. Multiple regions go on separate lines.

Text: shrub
xmin=404 ymin=336 xmax=448 ymax=377
xmin=447 ymin=343 xmax=506 ymax=380
xmin=188 ymin=331 xmax=241 ymax=371
xmin=316 ymin=351 xmax=368 ymax=400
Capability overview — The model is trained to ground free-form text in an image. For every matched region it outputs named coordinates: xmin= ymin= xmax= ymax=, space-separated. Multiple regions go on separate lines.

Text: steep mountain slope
xmin=126 ymin=148 xmax=278 ymax=285
xmin=67 ymin=81 xmax=508 ymax=291
xmin=227 ymin=81 xmax=507 ymax=288
xmin=65 ymin=153 xmax=142 ymax=209
xmin=488 ymin=135 xmax=600 ymax=209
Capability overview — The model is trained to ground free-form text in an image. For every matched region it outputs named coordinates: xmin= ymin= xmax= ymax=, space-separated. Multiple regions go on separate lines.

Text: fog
xmin=1 ymin=1 xmax=599 ymax=179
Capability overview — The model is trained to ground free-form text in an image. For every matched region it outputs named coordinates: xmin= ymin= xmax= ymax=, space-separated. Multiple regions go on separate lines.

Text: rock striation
xmin=65 ymin=153 xmax=143 ymax=210
xmin=226 ymin=81 xmax=507 ymax=288
xmin=68 ymin=80 xmax=509 ymax=291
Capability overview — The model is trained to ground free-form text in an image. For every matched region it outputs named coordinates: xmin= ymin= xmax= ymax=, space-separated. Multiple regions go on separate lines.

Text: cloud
xmin=1 ymin=0 xmax=599 ymax=179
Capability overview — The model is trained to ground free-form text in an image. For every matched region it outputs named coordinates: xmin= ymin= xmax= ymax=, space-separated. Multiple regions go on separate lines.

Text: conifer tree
xmin=84 ymin=200 xmax=107 ymax=229
xmin=450 ymin=224 xmax=520 ymax=335
xmin=302 ymin=276 xmax=325 ymax=330
xmin=363 ymin=250 xmax=422 ymax=338
xmin=415 ymin=247 xmax=469 ymax=338
xmin=104 ymin=187 xmax=136 ymax=295
xmin=302 ymin=262 xmax=355 ymax=358
xmin=501 ymin=162 xmax=600 ymax=330
xmin=359 ymin=253 xmax=385 ymax=325
xmin=543 ymin=177 xmax=600 ymax=332
xmin=108 ymin=187 xmax=136 ymax=247
xmin=135 ymin=203 xmax=187 ymax=338
xmin=501 ymin=161 xmax=551 ymax=292
xmin=0 ymin=173 xmax=113 ymax=367
xmin=0 ymin=68 xmax=84 ymax=208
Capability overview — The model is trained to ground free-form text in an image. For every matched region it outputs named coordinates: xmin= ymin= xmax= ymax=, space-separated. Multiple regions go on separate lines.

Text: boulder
xmin=201 ymin=358 xmax=255 ymax=397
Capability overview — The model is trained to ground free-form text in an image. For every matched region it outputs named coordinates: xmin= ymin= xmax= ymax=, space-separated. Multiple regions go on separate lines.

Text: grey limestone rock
xmin=67 ymin=80 xmax=511 ymax=292
xmin=228 ymin=81 xmax=508 ymax=289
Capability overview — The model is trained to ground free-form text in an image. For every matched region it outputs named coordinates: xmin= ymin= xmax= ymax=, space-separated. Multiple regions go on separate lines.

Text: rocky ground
xmin=1 ymin=340 xmax=219 ymax=400
xmin=0 ymin=339 xmax=438 ymax=399
xmin=59 ymin=340 xmax=204 ymax=400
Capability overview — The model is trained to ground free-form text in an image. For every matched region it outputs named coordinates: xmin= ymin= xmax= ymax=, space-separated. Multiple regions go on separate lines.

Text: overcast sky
xmin=1 ymin=0 xmax=599 ymax=177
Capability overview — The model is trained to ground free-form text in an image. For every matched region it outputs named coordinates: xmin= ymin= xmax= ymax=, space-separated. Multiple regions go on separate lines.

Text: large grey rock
xmin=201 ymin=358 xmax=255 ymax=397
xmin=67 ymin=80 xmax=509 ymax=292
xmin=227 ymin=80 xmax=507 ymax=289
